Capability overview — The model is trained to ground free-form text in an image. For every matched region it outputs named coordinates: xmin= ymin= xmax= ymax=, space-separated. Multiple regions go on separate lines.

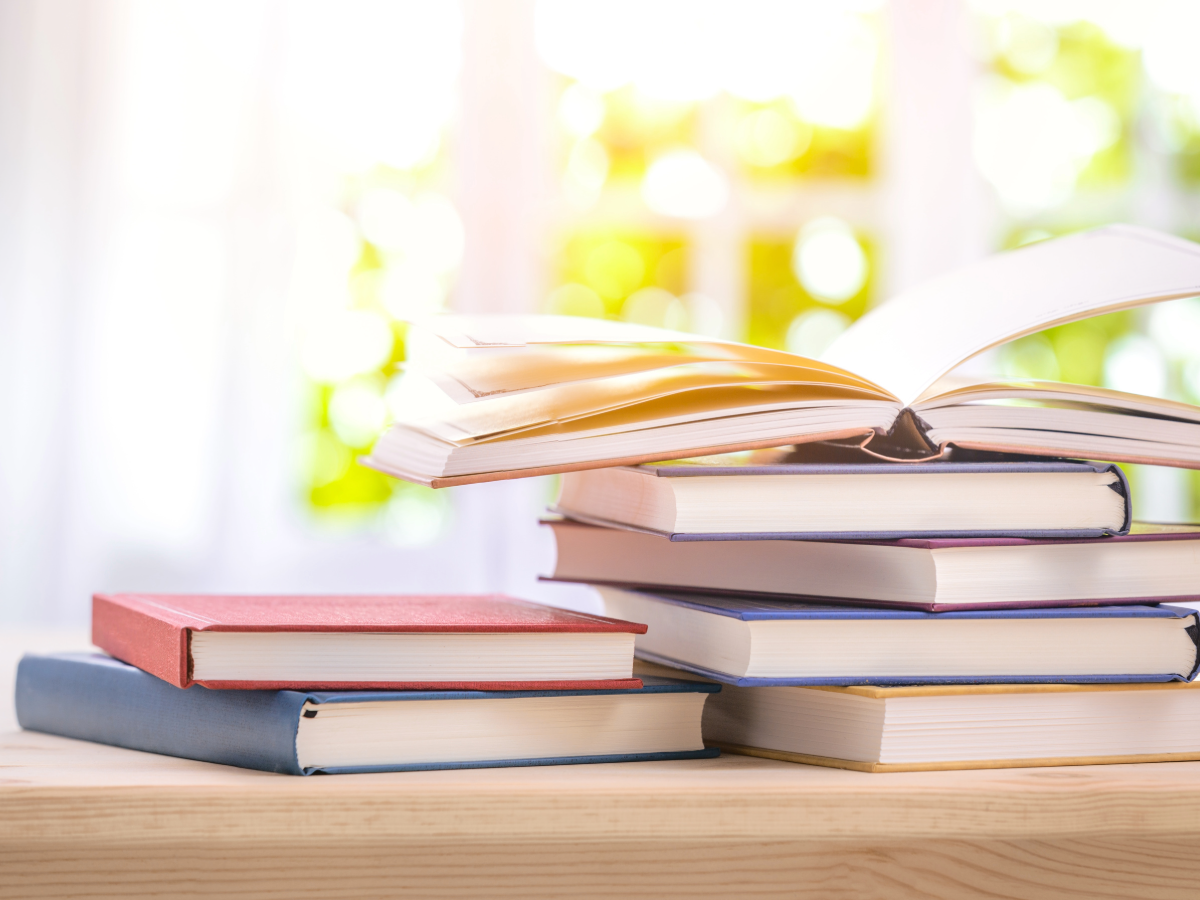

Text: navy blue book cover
xmin=627 ymin=592 xmax=1200 ymax=686
xmin=16 ymin=653 xmax=719 ymax=775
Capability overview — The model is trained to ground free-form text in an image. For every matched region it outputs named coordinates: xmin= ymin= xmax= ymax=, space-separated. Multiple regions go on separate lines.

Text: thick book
xmin=543 ymin=520 xmax=1200 ymax=612
xmin=16 ymin=653 xmax=719 ymax=775
xmin=601 ymin=587 xmax=1200 ymax=686
xmin=553 ymin=448 xmax=1131 ymax=540
xmin=361 ymin=226 xmax=1200 ymax=487
xmin=92 ymin=593 xmax=646 ymax=690
xmin=695 ymin=675 xmax=1200 ymax=773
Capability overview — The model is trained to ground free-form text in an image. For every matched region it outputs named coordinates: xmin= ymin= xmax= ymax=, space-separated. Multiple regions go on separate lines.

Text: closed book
xmin=695 ymin=676 xmax=1200 ymax=773
xmin=602 ymin=587 xmax=1200 ymax=686
xmin=92 ymin=593 xmax=646 ymax=690
xmin=553 ymin=451 xmax=1131 ymax=540
xmin=544 ymin=520 xmax=1200 ymax=612
xmin=16 ymin=653 xmax=719 ymax=775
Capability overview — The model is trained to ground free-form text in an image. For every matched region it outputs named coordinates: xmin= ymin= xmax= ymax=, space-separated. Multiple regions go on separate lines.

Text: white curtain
xmin=0 ymin=0 xmax=594 ymax=624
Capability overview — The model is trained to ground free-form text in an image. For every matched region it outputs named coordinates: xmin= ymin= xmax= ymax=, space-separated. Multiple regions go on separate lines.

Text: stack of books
xmin=549 ymin=452 xmax=1200 ymax=771
xmin=362 ymin=224 xmax=1200 ymax=772
xmin=20 ymin=225 xmax=1200 ymax=776
xmin=16 ymin=594 xmax=717 ymax=774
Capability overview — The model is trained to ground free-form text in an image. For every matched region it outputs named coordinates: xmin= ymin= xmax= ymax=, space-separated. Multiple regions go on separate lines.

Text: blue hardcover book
xmin=16 ymin=653 xmax=719 ymax=775
xmin=600 ymin=587 xmax=1200 ymax=687
xmin=552 ymin=449 xmax=1132 ymax=540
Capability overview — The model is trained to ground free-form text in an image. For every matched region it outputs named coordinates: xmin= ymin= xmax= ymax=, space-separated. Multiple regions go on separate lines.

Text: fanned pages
xmin=364 ymin=225 xmax=1200 ymax=487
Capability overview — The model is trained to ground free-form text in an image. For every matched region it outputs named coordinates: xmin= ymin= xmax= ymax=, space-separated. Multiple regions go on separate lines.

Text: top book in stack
xmin=363 ymin=225 xmax=1200 ymax=487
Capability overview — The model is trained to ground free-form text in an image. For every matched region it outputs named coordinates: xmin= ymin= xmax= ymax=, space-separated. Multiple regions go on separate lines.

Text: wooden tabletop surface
xmin=4 ymin=630 xmax=1200 ymax=898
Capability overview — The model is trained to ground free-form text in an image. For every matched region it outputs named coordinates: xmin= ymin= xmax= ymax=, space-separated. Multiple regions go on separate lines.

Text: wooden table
xmin=3 ymin=632 xmax=1200 ymax=899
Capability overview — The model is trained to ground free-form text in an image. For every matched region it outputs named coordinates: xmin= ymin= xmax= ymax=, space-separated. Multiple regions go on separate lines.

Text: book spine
xmin=16 ymin=655 xmax=308 ymax=775
xmin=92 ymin=595 xmax=191 ymax=688
xmin=1105 ymin=463 xmax=1133 ymax=535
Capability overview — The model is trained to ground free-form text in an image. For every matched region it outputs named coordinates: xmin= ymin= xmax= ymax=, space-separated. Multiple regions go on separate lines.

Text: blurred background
xmin=3 ymin=0 xmax=1200 ymax=624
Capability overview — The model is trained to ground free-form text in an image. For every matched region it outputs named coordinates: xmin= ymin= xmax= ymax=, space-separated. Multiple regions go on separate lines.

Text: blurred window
xmin=536 ymin=0 xmax=882 ymax=349
xmin=288 ymin=0 xmax=459 ymax=541
xmin=292 ymin=0 xmax=1200 ymax=525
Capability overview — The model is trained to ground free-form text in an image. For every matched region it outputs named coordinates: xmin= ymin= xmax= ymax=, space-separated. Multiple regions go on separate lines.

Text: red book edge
xmin=195 ymin=678 xmax=644 ymax=691
xmin=92 ymin=594 xmax=194 ymax=688
xmin=92 ymin=594 xmax=647 ymax=690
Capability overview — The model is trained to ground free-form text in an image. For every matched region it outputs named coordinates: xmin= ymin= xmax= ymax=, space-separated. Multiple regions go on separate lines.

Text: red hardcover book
xmin=92 ymin=593 xmax=646 ymax=690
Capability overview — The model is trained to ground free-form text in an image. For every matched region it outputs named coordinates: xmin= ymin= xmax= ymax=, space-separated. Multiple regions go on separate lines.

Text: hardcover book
xmin=544 ymin=520 xmax=1200 ymax=612
xmin=553 ymin=448 xmax=1131 ymax=540
xmin=362 ymin=225 xmax=1200 ymax=487
xmin=92 ymin=593 xmax=646 ymax=690
xmin=696 ymin=676 xmax=1200 ymax=773
xmin=601 ymin=587 xmax=1200 ymax=685
xmin=16 ymin=653 xmax=719 ymax=775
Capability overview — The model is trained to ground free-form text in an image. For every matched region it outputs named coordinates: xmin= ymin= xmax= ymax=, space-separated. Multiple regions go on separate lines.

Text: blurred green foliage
xmin=549 ymin=231 xmax=687 ymax=320
xmin=596 ymin=87 xmax=697 ymax=182
xmin=745 ymin=235 xmax=873 ymax=350
xmin=299 ymin=168 xmax=451 ymax=532
xmin=734 ymin=99 xmax=873 ymax=180
xmin=992 ymin=19 xmax=1138 ymax=189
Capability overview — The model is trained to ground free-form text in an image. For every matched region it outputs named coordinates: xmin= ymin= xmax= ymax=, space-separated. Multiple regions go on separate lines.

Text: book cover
xmin=543 ymin=519 xmax=1200 ymax=612
xmin=15 ymin=653 xmax=720 ymax=775
xmin=708 ymin=679 xmax=1200 ymax=773
xmin=556 ymin=458 xmax=1132 ymax=541
xmin=92 ymin=593 xmax=647 ymax=690
xmin=624 ymin=595 xmax=1200 ymax=686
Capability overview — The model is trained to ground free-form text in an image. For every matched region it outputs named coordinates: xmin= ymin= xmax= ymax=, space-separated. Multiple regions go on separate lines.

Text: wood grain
xmin=6 ymin=631 xmax=1200 ymax=898
xmin=3 ymin=837 xmax=1198 ymax=900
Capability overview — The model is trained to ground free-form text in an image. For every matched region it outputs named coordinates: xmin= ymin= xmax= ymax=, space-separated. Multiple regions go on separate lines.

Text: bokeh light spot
xmin=584 ymin=241 xmax=645 ymax=299
xmin=736 ymin=109 xmax=812 ymax=168
xmin=563 ymin=138 xmax=610 ymax=209
xmin=328 ymin=377 xmax=389 ymax=448
xmin=791 ymin=217 xmax=867 ymax=304
xmin=300 ymin=309 xmax=394 ymax=384
xmin=383 ymin=487 xmax=452 ymax=546
xmin=558 ymin=82 xmax=607 ymax=137
xmin=1149 ymin=299 xmax=1200 ymax=361
xmin=682 ymin=292 xmax=724 ymax=337
xmin=786 ymin=308 xmax=852 ymax=358
xmin=407 ymin=193 xmax=464 ymax=274
xmin=995 ymin=13 xmax=1059 ymax=75
xmin=621 ymin=287 xmax=686 ymax=329
xmin=381 ymin=261 xmax=445 ymax=321
xmin=1001 ymin=334 xmax=1061 ymax=381
xmin=547 ymin=282 xmax=606 ymax=318
xmin=357 ymin=188 xmax=415 ymax=252
xmin=1104 ymin=334 xmax=1168 ymax=397
xmin=641 ymin=149 xmax=729 ymax=219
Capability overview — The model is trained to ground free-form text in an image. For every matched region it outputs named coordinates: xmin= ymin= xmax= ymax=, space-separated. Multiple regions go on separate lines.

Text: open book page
xmin=822 ymin=225 xmax=1200 ymax=406
xmin=911 ymin=378 xmax=1200 ymax=468
xmin=397 ymin=360 xmax=894 ymax=444
xmin=914 ymin=378 xmax=1200 ymax=423
xmin=407 ymin=315 xmax=886 ymax=401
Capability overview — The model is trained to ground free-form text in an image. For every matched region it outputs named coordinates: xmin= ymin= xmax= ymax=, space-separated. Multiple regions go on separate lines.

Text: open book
xmin=363 ymin=225 xmax=1200 ymax=487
